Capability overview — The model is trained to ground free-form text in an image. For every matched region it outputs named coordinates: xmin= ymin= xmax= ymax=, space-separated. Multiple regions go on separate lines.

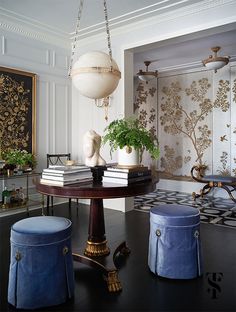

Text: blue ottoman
xmin=148 ymin=204 xmax=202 ymax=279
xmin=8 ymin=216 xmax=74 ymax=309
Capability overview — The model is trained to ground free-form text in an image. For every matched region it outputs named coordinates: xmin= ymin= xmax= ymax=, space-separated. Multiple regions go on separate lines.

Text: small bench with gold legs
xmin=191 ymin=165 xmax=236 ymax=203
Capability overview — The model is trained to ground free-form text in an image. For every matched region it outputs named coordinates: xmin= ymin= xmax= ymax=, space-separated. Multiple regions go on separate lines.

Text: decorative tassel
xmin=14 ymin=251 xmax=21 ymax=307
xmin=155 ymin=229 xmax=161 ymax=274
xmin=195 ymin=230 xmax=202 ymax=276
xmin=63 ymin=246 xmax=72 ymax=298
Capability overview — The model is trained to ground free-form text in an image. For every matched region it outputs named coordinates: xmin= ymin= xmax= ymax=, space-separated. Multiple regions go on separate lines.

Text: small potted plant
xmin=3 ymin=149 xmax=37 ymax=173
xmin=102 ymin=117 xmax=160 ymax=167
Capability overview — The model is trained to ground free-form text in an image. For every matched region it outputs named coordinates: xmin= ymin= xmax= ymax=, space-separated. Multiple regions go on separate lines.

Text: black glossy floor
xmin=0 ymin=200 xmax=236 ymax=312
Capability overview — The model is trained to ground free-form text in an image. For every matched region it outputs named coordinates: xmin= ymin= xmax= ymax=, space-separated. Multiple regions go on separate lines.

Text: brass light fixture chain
xmin=70 ymin=0 xmax=118 ymax=122
xmin=103 ymin=0 xmax=113 ymax=68
xmin=68 ymin=0 xmax=84 ymax=76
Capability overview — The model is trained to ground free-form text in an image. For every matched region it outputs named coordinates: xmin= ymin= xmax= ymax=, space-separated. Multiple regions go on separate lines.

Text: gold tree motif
xmin=160 ymin=145 xmax=182 ymax=174
xmin=217 ymin=151 xmax=230 ymax=176
xmin=134 ymin=83 xmax=157 ymax=136
xmin=134 ymin=82 xmax=157 ymax=163
xmin=233 ymin=78 xmax=236 ymax=103
xmin=134 ymin=83 xmax=156 ymax=111
xmin=160 ymin=79 xmax=212 ymax=166
xmin=214 ymin=79 xmax=230 ymax=112
xmin=233 ymin=158 xmax=236 ymax=176
xmin=0 ymin=74 xmax=31 ymax=152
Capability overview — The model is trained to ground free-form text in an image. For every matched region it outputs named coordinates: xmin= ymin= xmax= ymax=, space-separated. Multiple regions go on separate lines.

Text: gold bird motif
xmin=220 ymin=135 xmax=228 ymax=142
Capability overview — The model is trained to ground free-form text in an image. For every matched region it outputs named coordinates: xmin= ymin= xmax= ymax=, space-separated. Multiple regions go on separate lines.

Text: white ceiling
xmin=0 ymin=0 xmax=199 ymax=35
xmin=0 ymin=0 xmax=236 ymax=72
xmin=132 ymin=26 xmax=236 ymax=72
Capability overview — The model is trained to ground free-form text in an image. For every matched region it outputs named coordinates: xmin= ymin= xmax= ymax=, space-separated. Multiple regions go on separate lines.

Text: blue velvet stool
xmin=8 ymin=216 xmax=74 ymax=310
xmin=148 ymin=204 xmax=202 ymax=279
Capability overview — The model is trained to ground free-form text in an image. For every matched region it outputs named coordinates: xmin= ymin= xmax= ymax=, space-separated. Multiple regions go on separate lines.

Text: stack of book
xmin=102 ymin=166 xmax=152 ymax=185
xmin=40 ymin=165 xmax=93 ymax=186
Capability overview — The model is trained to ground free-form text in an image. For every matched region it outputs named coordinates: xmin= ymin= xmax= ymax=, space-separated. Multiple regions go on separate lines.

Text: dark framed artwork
xmin=0 ymin=67 xmax=36 ymax=154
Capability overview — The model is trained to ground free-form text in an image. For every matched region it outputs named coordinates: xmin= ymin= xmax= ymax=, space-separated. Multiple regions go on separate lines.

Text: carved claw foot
xmin=200 ymin=189 xmax=204 ymax=198
xmin=120 ymin=245 xmax=131 ymax=256
xmin=104 ymin=271 xmax=122 ymax=292
xmin=192 ymin=192 xmax=197 ymax=200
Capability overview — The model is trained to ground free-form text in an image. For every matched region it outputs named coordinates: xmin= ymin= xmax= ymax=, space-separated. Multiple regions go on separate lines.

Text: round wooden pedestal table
xmin=36 ymin=178 xmax=157 ymax=292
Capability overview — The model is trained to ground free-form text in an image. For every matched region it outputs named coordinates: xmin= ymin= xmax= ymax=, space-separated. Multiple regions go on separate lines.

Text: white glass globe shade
xmin=71 ymin=51 xmax=121 ymax=99
xmin=138 ymin=74 xmax=156 ymax=82
xmin=204 ymin=61 xmax=226 ymax=71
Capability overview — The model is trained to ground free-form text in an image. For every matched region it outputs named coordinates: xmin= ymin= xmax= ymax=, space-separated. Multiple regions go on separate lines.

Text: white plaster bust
xmin=83 ymin=130 xmax=106 ymax=167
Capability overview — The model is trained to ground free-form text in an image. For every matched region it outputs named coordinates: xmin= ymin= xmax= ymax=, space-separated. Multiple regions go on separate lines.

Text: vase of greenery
xmin=103 ymin=117 xmax=160 ymax=167
xmin=2 ymin=149 xmax=37 ymax=173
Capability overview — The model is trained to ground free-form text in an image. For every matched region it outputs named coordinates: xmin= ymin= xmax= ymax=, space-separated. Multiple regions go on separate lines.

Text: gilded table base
xmin=105 ymin=271 xmax=122 ymax=292
xmin=84 ymin=240 xmax=110 ymax=257
xmin=73 ymin=241 xmax=130 ymax=293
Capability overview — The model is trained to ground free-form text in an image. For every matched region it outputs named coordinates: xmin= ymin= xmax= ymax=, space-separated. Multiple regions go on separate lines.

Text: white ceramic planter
xmin=118 ymin=146 xmax=139 ymax=167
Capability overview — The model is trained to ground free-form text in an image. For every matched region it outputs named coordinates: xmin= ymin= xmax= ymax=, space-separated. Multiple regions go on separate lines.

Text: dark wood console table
xmin=36 ymin=179 xmax=157 ymax=292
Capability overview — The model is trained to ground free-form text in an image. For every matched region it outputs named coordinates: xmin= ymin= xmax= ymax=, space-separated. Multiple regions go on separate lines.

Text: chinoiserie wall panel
xmin=157 ymin=70 xmax=213 ymax=178
xmin=134 ymin=63 xmax=236 ymax=197
xmin=212 ymin=66 xmax=231 ymax=177
xmin=0 ymin=28 xmax=71 ymax=172
xmin=230 ymin=64 xmax=236 ymax=177
xmin=133 ymin=77 xmax=158 ymax=170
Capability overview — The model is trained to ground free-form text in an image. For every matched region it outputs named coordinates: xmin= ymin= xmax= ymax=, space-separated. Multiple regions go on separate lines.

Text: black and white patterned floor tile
xmin=134 ymin=189 xmax=236 ymax=229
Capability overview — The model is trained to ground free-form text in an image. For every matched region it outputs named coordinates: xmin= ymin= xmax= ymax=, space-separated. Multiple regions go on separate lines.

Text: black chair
xmin=46 ymin=153 xmax=79 ymax=217
xmin=47 ymin=153 xmax=71 ymax=168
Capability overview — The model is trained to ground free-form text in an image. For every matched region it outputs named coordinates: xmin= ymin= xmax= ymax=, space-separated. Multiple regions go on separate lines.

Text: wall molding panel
xmin=5 ymin=36 xmax=50 ymax=66
xmin=52 ymin=50 xmax=68 ymax=70
xmin=0 ymin=31 xmax=70 ymax=76
xmin=51 ymin=82 xmax=56 ymax=154
xmin=45 ymin=50 xmax=50 ymax=66
xmin=37 ymin=80 xmax=50 ymax=171
xmin=65 ymin=85 xmax=71 ymax=153
xmin=1 ymin=35 xmax=5 ymax=54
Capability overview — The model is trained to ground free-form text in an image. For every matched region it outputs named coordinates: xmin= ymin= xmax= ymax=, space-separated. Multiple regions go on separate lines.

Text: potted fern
xmin=103 ymin=117 xmax=159 ymax=167
xmin=3 ymin=149 xmax=37 ymax=173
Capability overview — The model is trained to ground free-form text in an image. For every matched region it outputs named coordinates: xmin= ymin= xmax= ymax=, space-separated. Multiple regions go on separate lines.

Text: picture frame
xmin=0 ymin=66 xmax=36 ymax=155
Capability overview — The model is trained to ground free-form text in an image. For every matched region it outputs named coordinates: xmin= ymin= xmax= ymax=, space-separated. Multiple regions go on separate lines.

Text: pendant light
xmin=137 ymin=61 xmax=158 ymax=83
xmin=202 ymin=47 xmax=230 ymax=73
xmin=69 ymin=0 xmax=121 ymax=101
